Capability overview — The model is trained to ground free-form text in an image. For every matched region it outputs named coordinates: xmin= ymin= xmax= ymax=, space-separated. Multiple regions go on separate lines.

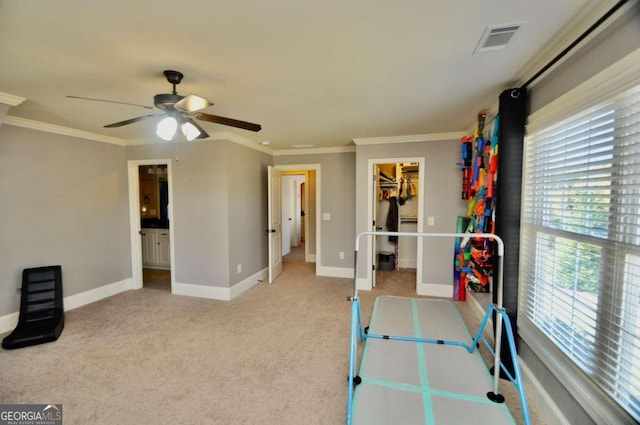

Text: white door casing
xmin=127 ymin=159 xmax=175 ymax=292
xmin=366 ymin=157 xmax=425 ymax=293
xmin=275 ymin=164 xmax=321 ymax=273
xmin=268 ymin=166 xmax=283 ymax=283
xmin=372 ymin=167 xmax=379 ymax=288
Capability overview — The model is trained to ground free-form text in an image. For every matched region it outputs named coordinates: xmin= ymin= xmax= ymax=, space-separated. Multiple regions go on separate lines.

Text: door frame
xmin=127 ymin=159 xmax=176 ymax=292
xmin=281 ymin=174 xmax=305 ymax=254
xmin=367 ymin=157 xmax=425 ymax=293
xmin=275 ymin=164 xmax=321 ymax=275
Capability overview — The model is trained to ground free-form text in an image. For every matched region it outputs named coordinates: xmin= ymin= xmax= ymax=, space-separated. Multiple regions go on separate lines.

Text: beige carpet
xmin=0 ymin=246 xmax=543 ymax=425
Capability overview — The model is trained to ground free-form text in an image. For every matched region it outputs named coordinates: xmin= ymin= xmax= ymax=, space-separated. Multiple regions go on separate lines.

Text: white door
xmin=268 ymin=166 xmax=283 ymax=283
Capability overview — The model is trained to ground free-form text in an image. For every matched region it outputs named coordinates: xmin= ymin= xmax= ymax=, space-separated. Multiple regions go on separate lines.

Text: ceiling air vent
xmin=474 ymin=23 xmax=523 ymax=54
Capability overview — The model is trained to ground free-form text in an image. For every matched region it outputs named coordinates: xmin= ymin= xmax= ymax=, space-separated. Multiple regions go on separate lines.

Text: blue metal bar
xmin=356 ymin=300 xmax=366 ymax=343
xmin=468 ymin=303 xmax=531 ymax=425
xmin=469 ymin=304 xmax=496 ymax=353
xmin=346 ymin=231 xmax=531 ymax=425
xmin=364 ymin=333 xmax=472 ymax=351
xmin=346 ymin=297 xmax=359 ymax=425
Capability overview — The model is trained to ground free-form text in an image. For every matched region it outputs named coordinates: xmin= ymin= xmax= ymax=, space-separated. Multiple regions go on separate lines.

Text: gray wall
xmin=274 ymin=152 xmax=356 ymax=269
xmin=0 ymin=125 xmax=130 ymax=317
xmin=355 ymin=140 xmax=467 ymax=286
xmin=521 ymin=4 xmax=640 ymax=424
xmin=226 ymin=142 xmax=271 ymax=285
xmin=127 ymin=140 xmax=271 ymax=288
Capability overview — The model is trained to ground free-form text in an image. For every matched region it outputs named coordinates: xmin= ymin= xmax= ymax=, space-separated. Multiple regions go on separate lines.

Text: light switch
xmin=427 ymin=216 xmax=435 ymax=226
xmin=322 ymin=213 xmax=331 ymax=221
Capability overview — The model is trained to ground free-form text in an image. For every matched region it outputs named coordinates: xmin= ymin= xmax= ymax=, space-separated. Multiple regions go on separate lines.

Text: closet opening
xmin=369 ymin=158 xmax=424 ymax=293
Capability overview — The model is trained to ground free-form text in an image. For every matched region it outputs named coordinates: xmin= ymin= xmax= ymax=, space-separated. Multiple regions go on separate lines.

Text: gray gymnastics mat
xmin=352 ymin=296 xmax=516 ymax=425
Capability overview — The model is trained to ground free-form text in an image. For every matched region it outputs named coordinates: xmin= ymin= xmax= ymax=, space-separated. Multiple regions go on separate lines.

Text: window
xmin=520 ymin=84 xmax=640 ymax=422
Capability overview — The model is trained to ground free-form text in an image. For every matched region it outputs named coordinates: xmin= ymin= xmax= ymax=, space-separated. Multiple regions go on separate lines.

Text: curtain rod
xmin=521 ymin=0 xmax=629 ymax=89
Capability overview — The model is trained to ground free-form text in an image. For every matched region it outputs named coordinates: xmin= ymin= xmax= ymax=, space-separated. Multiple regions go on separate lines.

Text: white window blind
xmin=521 ymin=85 xmax=640 ymax=422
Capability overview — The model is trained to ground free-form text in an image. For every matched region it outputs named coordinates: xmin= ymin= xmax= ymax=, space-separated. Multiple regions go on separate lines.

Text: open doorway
xmin=139 ymin=164 xmax=171 ymax=291
xmin=368 ymin=158 xmax=424 ymax=293
xmin=127 ymin=159 xmax=176 ymax=292
xmin=281 ymin=174 xmax=305 ymax=261
xmin=274 ymin=165 xmax=320 ymax=275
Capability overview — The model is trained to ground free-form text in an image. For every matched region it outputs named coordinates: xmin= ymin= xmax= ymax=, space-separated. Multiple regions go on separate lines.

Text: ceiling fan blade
xmin=174 ymin=95 xmax=213 ymax=113
xmin=193 ymin=112 xmax=262 ymax=132
xmin=104 ymin=114 xmax=163 ymax=128
xmin=66 ymin=95 xmax=155 ymax=110
xmin=184 ymin=118 xmax=210 ymax=139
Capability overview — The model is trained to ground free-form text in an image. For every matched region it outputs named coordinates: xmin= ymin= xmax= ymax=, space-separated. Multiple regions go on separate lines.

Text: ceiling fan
xmin=67 ymin=70 xmax=261 ymax=141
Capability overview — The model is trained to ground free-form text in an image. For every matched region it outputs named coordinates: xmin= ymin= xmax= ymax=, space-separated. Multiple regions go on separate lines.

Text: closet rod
xmin=520 ymin=0 xmax=628 ymax=89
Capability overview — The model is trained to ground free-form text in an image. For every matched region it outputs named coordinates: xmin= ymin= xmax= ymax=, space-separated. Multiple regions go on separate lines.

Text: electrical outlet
xmin=237 ymin=264 xmax=242 ymax=274
xmin=339 ymin=251 xmax=345 ymax=260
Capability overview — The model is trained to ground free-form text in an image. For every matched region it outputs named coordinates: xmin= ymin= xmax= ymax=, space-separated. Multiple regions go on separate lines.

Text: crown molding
xmin=3 ymin=115 xmax=126 ymax=145
xmin=4 ymin=115 xmax=462 ymax=154
xmin=515 ymin=0 xmax=633 ymax=88
xmin=528 ymin=47 xmax=640 ymax=136
xmin=0 ymin=92 xmax=26 ymax=106
xmin=273 ymin=145 xmax=356 ymax=156
xmin=126 ymin=130 xmax=273 ymax=153
xmin=352 ymin=132 xmax=463 ymax=145
xmin=211 ymin=131 xmax=273 ymax=154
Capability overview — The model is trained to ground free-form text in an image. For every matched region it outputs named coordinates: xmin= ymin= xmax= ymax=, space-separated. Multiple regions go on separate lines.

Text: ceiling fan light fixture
xmin=156 ymin=116 xmax=178 ymax=141
xmin=181 ymin=121 xmax=201 ymax=141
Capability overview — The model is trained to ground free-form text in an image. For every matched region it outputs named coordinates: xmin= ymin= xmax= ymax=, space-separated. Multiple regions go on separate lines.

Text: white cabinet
xmin=141 ymin=228 xmax=170 ymax=269
xmin=157 ymin=231 xmax=171 ymax=267
xmin=141 ymin=229 xmax=158 ymax=265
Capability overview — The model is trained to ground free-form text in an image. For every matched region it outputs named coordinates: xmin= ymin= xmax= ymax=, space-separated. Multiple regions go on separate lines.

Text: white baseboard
xmin=173 ymin=268 xmax=269 ymax=301
xmin=229 ymin=268 xmax=268 ymax=300
xmin=65 ymin=278 xmax=133 ymax=310
xmin=0 ymin=271 xmax=272 ymax=335
xmin=173 ymin=282 xmax=230 ymax=301
xmin=417 ymin=282 xmax=452 ymax=298
xmin=0 ymin=312 xmax=19 ymax=335
xmin=520 ymin=358 xmax=571 ymax=425
xmin=398 ymin=258 xmax=417 ymax=268
xmin=318 ymin=266 xmax=353 ymax=279
xmin=0 ymin=278 xmax=133 ymax=334
xmin=356 ymin=277 xmax=371 ymax=291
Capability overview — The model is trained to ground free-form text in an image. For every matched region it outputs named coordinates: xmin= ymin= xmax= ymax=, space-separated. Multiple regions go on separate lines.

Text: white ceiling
xmin=0 ymin=0 xmax=615 ymax=151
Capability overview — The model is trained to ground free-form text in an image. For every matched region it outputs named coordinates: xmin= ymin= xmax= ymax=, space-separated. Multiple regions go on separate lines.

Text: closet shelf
xmin=400 ymin=216 xmax=418 ymax=223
